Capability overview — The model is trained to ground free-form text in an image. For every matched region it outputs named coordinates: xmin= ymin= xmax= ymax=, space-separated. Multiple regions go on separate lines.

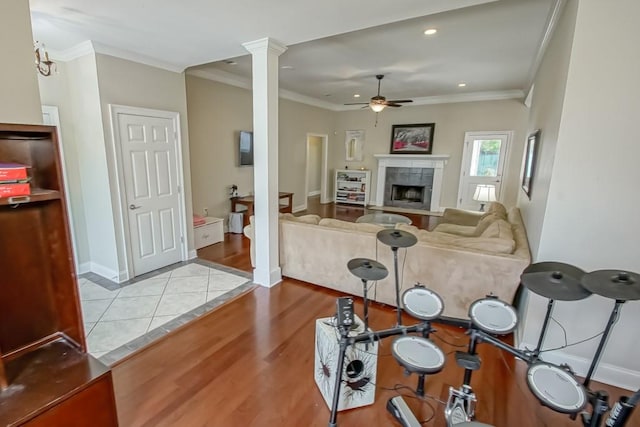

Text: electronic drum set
xmin=325 ymin=228 xmax=640 ymax=427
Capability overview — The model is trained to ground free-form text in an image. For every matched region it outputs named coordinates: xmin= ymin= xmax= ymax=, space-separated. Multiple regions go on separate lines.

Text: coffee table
xmin=356 ymin=213 xmax=412 ymax=228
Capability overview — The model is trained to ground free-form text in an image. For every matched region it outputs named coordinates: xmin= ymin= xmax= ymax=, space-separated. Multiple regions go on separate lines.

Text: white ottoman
xmin=314 ymin=315 xmax=379 ymax=411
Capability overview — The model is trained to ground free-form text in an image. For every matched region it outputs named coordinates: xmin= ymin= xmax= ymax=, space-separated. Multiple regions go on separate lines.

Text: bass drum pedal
xmin=445 ymin=385 xmax=477 ymax=426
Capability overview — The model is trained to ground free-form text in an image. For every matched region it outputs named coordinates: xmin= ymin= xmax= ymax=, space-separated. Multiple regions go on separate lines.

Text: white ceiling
xmin=29 ymin=0 xmax=557 ymax=109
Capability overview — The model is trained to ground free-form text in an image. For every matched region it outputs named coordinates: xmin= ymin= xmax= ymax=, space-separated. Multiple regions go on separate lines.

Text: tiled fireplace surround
xmin=374 ymin=154 xmax=449 ymax=212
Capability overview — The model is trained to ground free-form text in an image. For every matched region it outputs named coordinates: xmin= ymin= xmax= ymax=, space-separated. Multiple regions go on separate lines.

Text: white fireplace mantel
xmin=374 ymin=154 xmax=450 ymax=212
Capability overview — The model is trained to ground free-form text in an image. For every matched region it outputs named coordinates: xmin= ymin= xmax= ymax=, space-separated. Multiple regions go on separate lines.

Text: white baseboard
xmin=293 ymin=204 xmax=306 ymax=213
xmin=519 ymin=341 xmax=640 ymax=391
xmin=188 ymin=249 xmax=198 ymax=259
xmin=77 ymin=262 xmax=91 ymax=275
xmin=307 ymin=190 xmax=321 ymax=197
xmin=89 ymin=262 xmax=122 ymax=283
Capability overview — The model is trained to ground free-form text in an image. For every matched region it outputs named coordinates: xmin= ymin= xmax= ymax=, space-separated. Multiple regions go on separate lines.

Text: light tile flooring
xmin=79 ymin=261 xmax=253 ymax=364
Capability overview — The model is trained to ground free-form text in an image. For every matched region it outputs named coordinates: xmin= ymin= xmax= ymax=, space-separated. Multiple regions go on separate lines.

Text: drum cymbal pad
xmin=581 ymin=269 xmax=640 ymax=301
xmin=521 ymin=262 xmax=590 ymax=301
xmin=347 ymin=258 xmax=389 ymax=281
xmin=377 ymin=229 xmax=418 ymax=248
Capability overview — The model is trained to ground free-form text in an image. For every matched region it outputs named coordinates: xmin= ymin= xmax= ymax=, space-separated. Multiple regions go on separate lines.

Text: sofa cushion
xmin=318 ymin=218 xmax=385 ymax=233
xmin=280 ymin=213 xmax=321 ymax=224
xmin=481 ymin=219 xmax=513 ymax=239
xmin=432 ymin=223 xmax=477 ymax=237
xmin=397 ymin=221 xmax=516 ymax=254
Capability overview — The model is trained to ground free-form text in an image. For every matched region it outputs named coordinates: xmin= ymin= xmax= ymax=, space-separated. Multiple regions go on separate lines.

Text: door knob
xmin=129 ymin=204 xmax=141 ymax=210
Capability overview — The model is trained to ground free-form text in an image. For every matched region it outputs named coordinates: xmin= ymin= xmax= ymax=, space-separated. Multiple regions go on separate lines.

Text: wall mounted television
xmin=239 ymin=131 xmax=254 ymax=166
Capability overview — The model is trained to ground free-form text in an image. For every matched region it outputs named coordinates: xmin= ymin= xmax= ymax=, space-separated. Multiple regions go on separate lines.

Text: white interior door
xmin=115 ymin=111 xmax=183 ymax=276
xmin=457 ymin=131 xmax=511 ymax=210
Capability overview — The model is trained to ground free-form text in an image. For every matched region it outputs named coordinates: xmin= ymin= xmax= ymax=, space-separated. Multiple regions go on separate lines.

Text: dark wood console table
xmin=230 ymin=192 xmax=294 ymax=228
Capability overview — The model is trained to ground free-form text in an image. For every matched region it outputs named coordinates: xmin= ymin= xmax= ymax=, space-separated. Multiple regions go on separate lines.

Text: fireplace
xmin=384 ymin=167 xmax=434 ymax=210
xmin=392 ymin=185 xmax=424 ymax=203
xmin=374 ymin=154 xmax=449 ymax=212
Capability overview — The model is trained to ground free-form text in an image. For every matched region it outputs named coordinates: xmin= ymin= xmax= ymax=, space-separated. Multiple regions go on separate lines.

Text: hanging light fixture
xmin=369 ymin=99 xmax=386 ymax=113
xmin=34 ymin=41 xmax=56 ymax=77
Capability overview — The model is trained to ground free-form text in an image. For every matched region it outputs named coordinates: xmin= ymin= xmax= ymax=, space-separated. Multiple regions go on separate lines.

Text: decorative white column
xmin=243 ymin=37 xmax=287 ymax=287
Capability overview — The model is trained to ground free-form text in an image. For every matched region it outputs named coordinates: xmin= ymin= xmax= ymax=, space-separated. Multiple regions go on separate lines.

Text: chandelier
xmin=34 ymin=41 xmax=56 ymax=77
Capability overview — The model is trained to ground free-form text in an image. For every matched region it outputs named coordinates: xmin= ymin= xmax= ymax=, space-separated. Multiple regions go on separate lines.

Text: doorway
xmin=457 ymin=131 xmax=512 ymax=210
xmin=304 ymin=133 xmax=329 ymax=210
xmin=110 ymin=105 xmax=188 ymax=277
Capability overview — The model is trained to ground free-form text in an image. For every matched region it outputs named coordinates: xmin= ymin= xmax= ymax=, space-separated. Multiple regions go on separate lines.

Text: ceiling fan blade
xmin=344 ymin=102 xmax=370 ymax=105
xmin=386 ymin=100 xmax=413 ymax=104
xmin=385 ymin=103 xmax=403 ymax=108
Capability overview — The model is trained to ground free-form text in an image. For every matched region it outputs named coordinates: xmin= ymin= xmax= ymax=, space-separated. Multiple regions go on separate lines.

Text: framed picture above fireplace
xmin=390 ymin=123 xmax=435 ymax=154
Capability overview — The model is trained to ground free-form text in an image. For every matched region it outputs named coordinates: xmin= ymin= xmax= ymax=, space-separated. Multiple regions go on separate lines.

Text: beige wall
xmin=518 ymin=0 xmax=577 ymax=259
xmin=0 ymin=0 xmax=42 ymax=124
xmin=520 ymin=0 xmax=640 ymax=389
xmin=66 ymin=54 xmax=119 ymax=278
xmin=516 ymin=0 xmax=577 ymax=361
xmin=186 ymin=75 xmax=335 ymax=221
xmin=186 ymin=77 xmax=254 ymax=218
xmin=334 ymin=100 xmax=528 ymax=209
xmin=95 ymin=54 xmax=194 ymax=270
xmin=279 ymin=99 xmax=335 ymax=208
xmin=38 ymin=61 xmax=91 ymax=268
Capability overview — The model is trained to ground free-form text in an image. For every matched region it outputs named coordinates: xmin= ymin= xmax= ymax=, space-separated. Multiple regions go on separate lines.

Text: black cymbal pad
xmin=582 ymin=270 xmax=640 ymax=301
xmin=347 ymin=258 xmax=389 ymax=281
xmin=376 ymin=229 xmax=418 ymax=248
xmin=521 ymin=271 xmax=591 ymax=301
xmin=521 ymin=262 xmax=590 ymax=301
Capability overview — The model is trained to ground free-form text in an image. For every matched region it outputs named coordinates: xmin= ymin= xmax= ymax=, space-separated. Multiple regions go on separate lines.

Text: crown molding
xmin=279 ymin=89 xmax=341 ymax=111
xmin=187 ymin=68 xmax=252 ymax=90
xmin=47 ymin=40 xmax=184 ymax=73
xmin=188 ymin=68 xmax=523 ymax=111
xmin=187 ymin=68 xmax=343 ymax=111
xmin=336 ymin=90 xmax=524 ymax=111
xmin=92 ymin=42 xmax=184 ymax=73
xmin=47 ymin=40 xmax=94 ymax=62
xmin=242 ymin=38 xmax=287 ymax=56
xmin=524 ymin=0 xmax=566 ymax=96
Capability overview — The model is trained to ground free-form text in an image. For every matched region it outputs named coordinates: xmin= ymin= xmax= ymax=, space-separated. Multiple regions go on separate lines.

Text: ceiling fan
xmin=345 ymin=74 xmax=413 ymax=112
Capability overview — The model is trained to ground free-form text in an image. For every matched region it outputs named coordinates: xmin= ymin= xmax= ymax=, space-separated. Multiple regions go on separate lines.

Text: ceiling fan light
xmin=370 ymin=102 xmax=385 ymax=113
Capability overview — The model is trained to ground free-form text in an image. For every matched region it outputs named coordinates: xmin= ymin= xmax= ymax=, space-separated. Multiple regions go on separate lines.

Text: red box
xmin=0 ymin=163 xmax=29 ymax=181
xmin=0 ymin=183 xmax=31 ymax=198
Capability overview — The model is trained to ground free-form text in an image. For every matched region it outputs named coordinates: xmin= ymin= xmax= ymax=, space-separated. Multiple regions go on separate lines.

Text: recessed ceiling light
xmin=353 ymin=94 xmax=361 ymax=98
xmin=324 ymin=94 xmax=331 ymax=97
xmin=458 ymin=82 xmax=467 ymax=87
xmin=224 ymin=60 xmax=237 ymax=65
xmin=424 ymin=28 xmax=437 ymax=36
xmin=281 ymin=65 xmax=294 ymax=70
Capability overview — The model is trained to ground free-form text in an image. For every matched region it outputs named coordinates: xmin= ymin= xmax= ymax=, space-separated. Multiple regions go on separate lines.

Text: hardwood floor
xmin=112 ymin=198 xmax=640 ymax=426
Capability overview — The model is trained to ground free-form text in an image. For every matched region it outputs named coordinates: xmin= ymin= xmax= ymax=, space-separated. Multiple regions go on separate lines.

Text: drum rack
xmin=328 ymin=252 xmax=640 ymax=427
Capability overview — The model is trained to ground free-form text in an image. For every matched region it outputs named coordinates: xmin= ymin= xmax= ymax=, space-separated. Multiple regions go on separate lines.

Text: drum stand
xmin=573 ymin=299 xmax=625 ymax=427
xmin=376 ymin=230 xmax=417 ymax=327
xmin=391 ymin=246 xmax=403 ymax=326
xmin=328 ymin=322 xmax=350 ymax=427
xmin=583 ymin=299 xmax=624 ymax=388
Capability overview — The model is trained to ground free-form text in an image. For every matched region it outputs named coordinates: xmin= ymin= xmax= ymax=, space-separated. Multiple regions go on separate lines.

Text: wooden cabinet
xmin=335 ymin=169 xmax=370 ymax=206
xmin=0 ymin=123 xmax=118 ymax=426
